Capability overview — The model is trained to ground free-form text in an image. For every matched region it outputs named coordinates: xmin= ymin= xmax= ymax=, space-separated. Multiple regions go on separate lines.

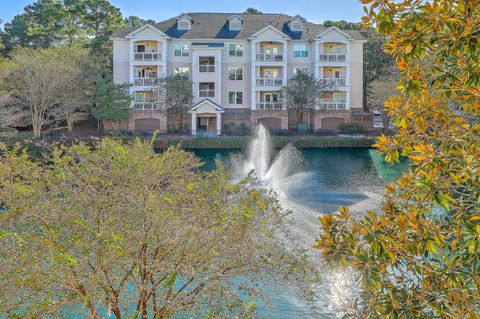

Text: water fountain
xmin=239 ymin=124 xmax=304 ymax=185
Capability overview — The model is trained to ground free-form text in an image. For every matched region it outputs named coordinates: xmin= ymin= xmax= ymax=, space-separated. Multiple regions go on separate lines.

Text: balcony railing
xmin=199 ymin=65 xmax=215 ymax=72
xmin=257 ymin=102 xmax=285 ymax=110
xmin=256 ymin=53 xmax=284 ymax=62
xmin=134 ymin=77 xmax=162 ymax=86
xmin=319 ymin=78 xmax=347 ymax=86
xmin=132 ymin=102 xmax=165 ymax=111
xmin=256 ymin=78 xmax=284 ymax=86
xmin=319 ymin=54 xmax=346 ymax=62
xmin=134 ymin=52 xmax=162 ymax=61
xmin=199 ymin=90 xmax=215 ymax=98
xmin=317 ymin=102 xmax=347 ymax=110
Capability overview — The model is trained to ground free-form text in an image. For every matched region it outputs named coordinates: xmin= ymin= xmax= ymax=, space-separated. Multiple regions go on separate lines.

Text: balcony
xmin=199 ymin=65 xmax=215 ymax=72
xmin=132 ymin=102 xmax=165 ymax=111
xmin=317 ymin=102 xmax=346 ymax=110
xmin=256 ymin=52 xmax=284 ymax=62
xmin=134 ymin=77 xmax=162 ymax=86
xmin=319 ymin=78 xmax=346 ymax=86
xmin=134 ymin=52 xmax=162 ymax=61
xmin=199 ymin=90 xmax=215 ymax=98
xmin=319 ymin=54 xmax=346 ymax=62
xmin=256 ymin=78 xmax=283 ymax=86
xmin=257 ymin=101 xmax=285 ymax=110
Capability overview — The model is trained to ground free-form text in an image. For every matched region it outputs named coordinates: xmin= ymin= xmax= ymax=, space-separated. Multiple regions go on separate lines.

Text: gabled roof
xmin=111 ymin=13 xmax=366 ymax=41
xmin=124 ymin=24 xmax=169 ymax=38
xmin=250 ymin=25 xmax=291 ymax=39
xmin=228 ymin=14 xmax=244 ymax=21
xmin=188 ymin=99 xmax=225 ymax=113
xmin=315 ymin=26 xmax=352 ymax=39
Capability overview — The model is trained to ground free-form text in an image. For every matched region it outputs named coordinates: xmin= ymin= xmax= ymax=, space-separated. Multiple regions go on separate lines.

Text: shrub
xmin=0 ymin=127 xmax=18 ymax=138
xmin=339 ymin=122 xmax=364 ymax=134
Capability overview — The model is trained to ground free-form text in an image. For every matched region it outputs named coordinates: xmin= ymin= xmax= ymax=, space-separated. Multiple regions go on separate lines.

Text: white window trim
xmin=228 ymin=43 xmax=244 ymax=57
xmin=293 ymin=43 xmax=308 ymax=58
xmin=228 ymin=67 xmax=243 ymax=81
xmin=174 ymin=43 xmax=190 ymax=57
xmin=228 ymin=91 xmax=244 ymax=105
xmin=294 ymin=67 xmax=309 ymax=75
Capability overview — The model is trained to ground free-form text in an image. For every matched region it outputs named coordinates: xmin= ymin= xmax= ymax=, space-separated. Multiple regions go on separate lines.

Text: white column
xmin=191 ymin=112 xmax=197 ymax=135
xmin=250 ymin=39 xmax=257 ymax=110
xmin=129 ymin=40 xmax=135 ymax=84
xmin=162 ymin=40 xmax=168 ymax=76
xmin=346 ymin=90 xmax=351 ymax=110
xmin=216 ymin=112 xmax=222 ymax=135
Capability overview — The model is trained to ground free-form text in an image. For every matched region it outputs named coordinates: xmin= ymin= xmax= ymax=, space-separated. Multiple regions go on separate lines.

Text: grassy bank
xmin=163 ymin=135 xmax=376 ymax=149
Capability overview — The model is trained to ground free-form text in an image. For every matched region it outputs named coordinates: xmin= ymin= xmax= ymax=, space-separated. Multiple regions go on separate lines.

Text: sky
xmin=0 ymin=0 xmax=365 ymax=26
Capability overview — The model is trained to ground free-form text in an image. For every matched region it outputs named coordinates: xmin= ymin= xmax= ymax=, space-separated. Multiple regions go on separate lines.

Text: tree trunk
xmin=67 ymin=116 xmax=74 ymax=133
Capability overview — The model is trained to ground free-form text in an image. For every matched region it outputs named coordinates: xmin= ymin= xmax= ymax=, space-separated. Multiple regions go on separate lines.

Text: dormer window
xmin=228 ymin=15 xmax=243 ymax=31
xmin=176 ymin=13 xmax=192 ymax=31
xmin=290 ymin=15 xmax=306 ymax=32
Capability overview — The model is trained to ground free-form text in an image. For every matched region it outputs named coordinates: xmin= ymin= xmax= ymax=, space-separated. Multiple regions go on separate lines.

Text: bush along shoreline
xmin=161 ymin=135 xmax=376 ymax=149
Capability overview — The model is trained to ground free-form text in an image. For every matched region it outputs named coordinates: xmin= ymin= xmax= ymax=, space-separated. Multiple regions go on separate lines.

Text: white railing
xmin=256 ymin=102 xmax=285 ymax=110
xmin=319 ymin=78 xmax=347 ymax=86
xmin=256 ymin=53 xmax=284 ymax=62
xmin=134 ymin=52 xmax=162 ymax=61
xmin=132 ymin=102 xmax=165 ymax=110
xmin=199 ymin=90 xmax=215 ymax=98
xmin=134 ymin=77 xmax=162 ymax=86
xmin=316 ymin=102 xmax=346 ymax=110
xmin=256 ymin=78 xmax=283 ymax=86
xmin=199 ymin=65 xmax=215 ymax=72
xmin=319 ymin=54 xmax=346 ymax=62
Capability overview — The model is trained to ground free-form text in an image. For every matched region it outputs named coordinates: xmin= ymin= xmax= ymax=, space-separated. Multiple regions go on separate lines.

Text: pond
xmin=192 ymin=146 xmax=406 ymax=318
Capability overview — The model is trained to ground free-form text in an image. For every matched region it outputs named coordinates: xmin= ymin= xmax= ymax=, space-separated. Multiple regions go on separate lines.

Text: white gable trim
xmin=126 ymin=24 xmax=169 ymax=39
xmin=249 ymin=25 xmax=291 ymax=39
xmin=188 ymin=99 xmax=225 ymax=113
xmin=314 ymin=26 xmax=352 ymax=40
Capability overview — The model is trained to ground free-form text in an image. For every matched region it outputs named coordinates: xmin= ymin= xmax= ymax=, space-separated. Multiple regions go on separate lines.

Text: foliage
xmin=165 ymin=135 xmax=375 ymax=150
xmin=315 ymin=0 xmax=480 ymax=318
xmin=156 ymin=74 xmax=193 ymax=131
xmin=0 ymin=138 xmax=312 ymax=318
xmin=2 ymin=0 xmax=124 ymax=53
xmin=91 ymin=76 xmax=131 ymax=130
xmin=282 ymin=72 xmax=323 ymax=125
xmin=244 ymin=8 xmax=263 ymax=14
xmin=368 ymin=67 xmax=399 ymax=133
xmin=339 ymin=122 xmax=364 ymax=134
xmin=0 ymin=46 xmax=101 ymax=137
xmin=124 ymin=16 xmax=156 ymax=28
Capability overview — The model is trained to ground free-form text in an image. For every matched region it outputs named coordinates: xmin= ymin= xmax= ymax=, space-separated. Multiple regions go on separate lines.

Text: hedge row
xmin=163 ymin=135 xmax=375 ymax=149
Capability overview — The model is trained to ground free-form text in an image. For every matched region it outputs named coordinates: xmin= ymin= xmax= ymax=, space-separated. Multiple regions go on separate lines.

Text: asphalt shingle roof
xmin=111 ymin=12 xmax=365 ymax=41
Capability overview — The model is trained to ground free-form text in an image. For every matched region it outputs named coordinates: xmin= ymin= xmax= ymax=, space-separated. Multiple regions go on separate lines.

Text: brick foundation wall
xmin=251 ymin=110 xmax=289 ymax=130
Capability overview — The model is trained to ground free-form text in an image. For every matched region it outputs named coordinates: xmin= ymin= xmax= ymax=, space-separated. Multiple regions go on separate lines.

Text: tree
xmin=0 ymin=138 xmax=312 ymax=319
xmin=367 ymin=67 xmax=399 ymax=134
xmin=124 ymin=16 xmax=156 ymax=28
xmin=56 ymin=46 xmax=99 ymax=132
xmin=92 ymin=76 xmax=131 ymax=130
xmin=83 ymin=0 xmax=124 ymax=51
xmin=1 ymin=48 xmax=67 ymax=138
xmin=244 ymin=8 xmax=263 ymax=14
xmin=156 ymin=74 xmax=193 ymax=132
xmin=315 ymin=0 xmax=480 ymax=318
xmin=282 ymin=72 xmax=323 ymax=128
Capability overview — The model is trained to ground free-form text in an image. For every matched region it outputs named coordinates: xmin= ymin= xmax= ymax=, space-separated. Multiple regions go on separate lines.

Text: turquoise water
xmin=192 ymin=148 xmax=405 ymax=318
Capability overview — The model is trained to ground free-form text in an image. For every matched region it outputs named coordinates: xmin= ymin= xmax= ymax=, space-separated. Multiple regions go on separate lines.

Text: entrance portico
xmin=188 ymin=99 xmax=224 ymax=136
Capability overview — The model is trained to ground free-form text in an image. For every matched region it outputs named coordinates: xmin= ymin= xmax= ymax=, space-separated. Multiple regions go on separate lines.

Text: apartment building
xmin=110 ymin=13 xmax=366 ymax=134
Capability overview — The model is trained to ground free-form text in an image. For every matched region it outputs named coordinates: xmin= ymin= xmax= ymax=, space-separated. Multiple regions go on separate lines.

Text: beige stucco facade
xmin=111 ymin=16 xmax=367 ymax=134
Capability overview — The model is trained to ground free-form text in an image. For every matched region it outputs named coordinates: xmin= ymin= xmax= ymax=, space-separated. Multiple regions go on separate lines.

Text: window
xmin=178 ymin=20 xmax=190 ymax=30
xmin=228 ymin=44 xmax=244 ymax=57
xmin=229 ymin=20 xmax=242 ymax=31
xmin=199 ymin=57 xmax=215 ymax=72
xmin=294 ymin=44 xmax=308 ymax=58
xmin=174 ymin=67 xmax=190 ymax=75
xmin=294 ymin=67 xmax=309 ymax=75
xmin=174 ymin=43 xmax=190 ymax=57
xmin=228 ymin=91 xmax=243 ymax=105
xmin=290 ymin=21 xmax=303 ymax=32
xmin=136 ymin=45 xmax=145 ymax=52
xmin=228 ymin=67 xmax=243 ymax=80
xmin=199 ymin=82 xmax=215 ymax=97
